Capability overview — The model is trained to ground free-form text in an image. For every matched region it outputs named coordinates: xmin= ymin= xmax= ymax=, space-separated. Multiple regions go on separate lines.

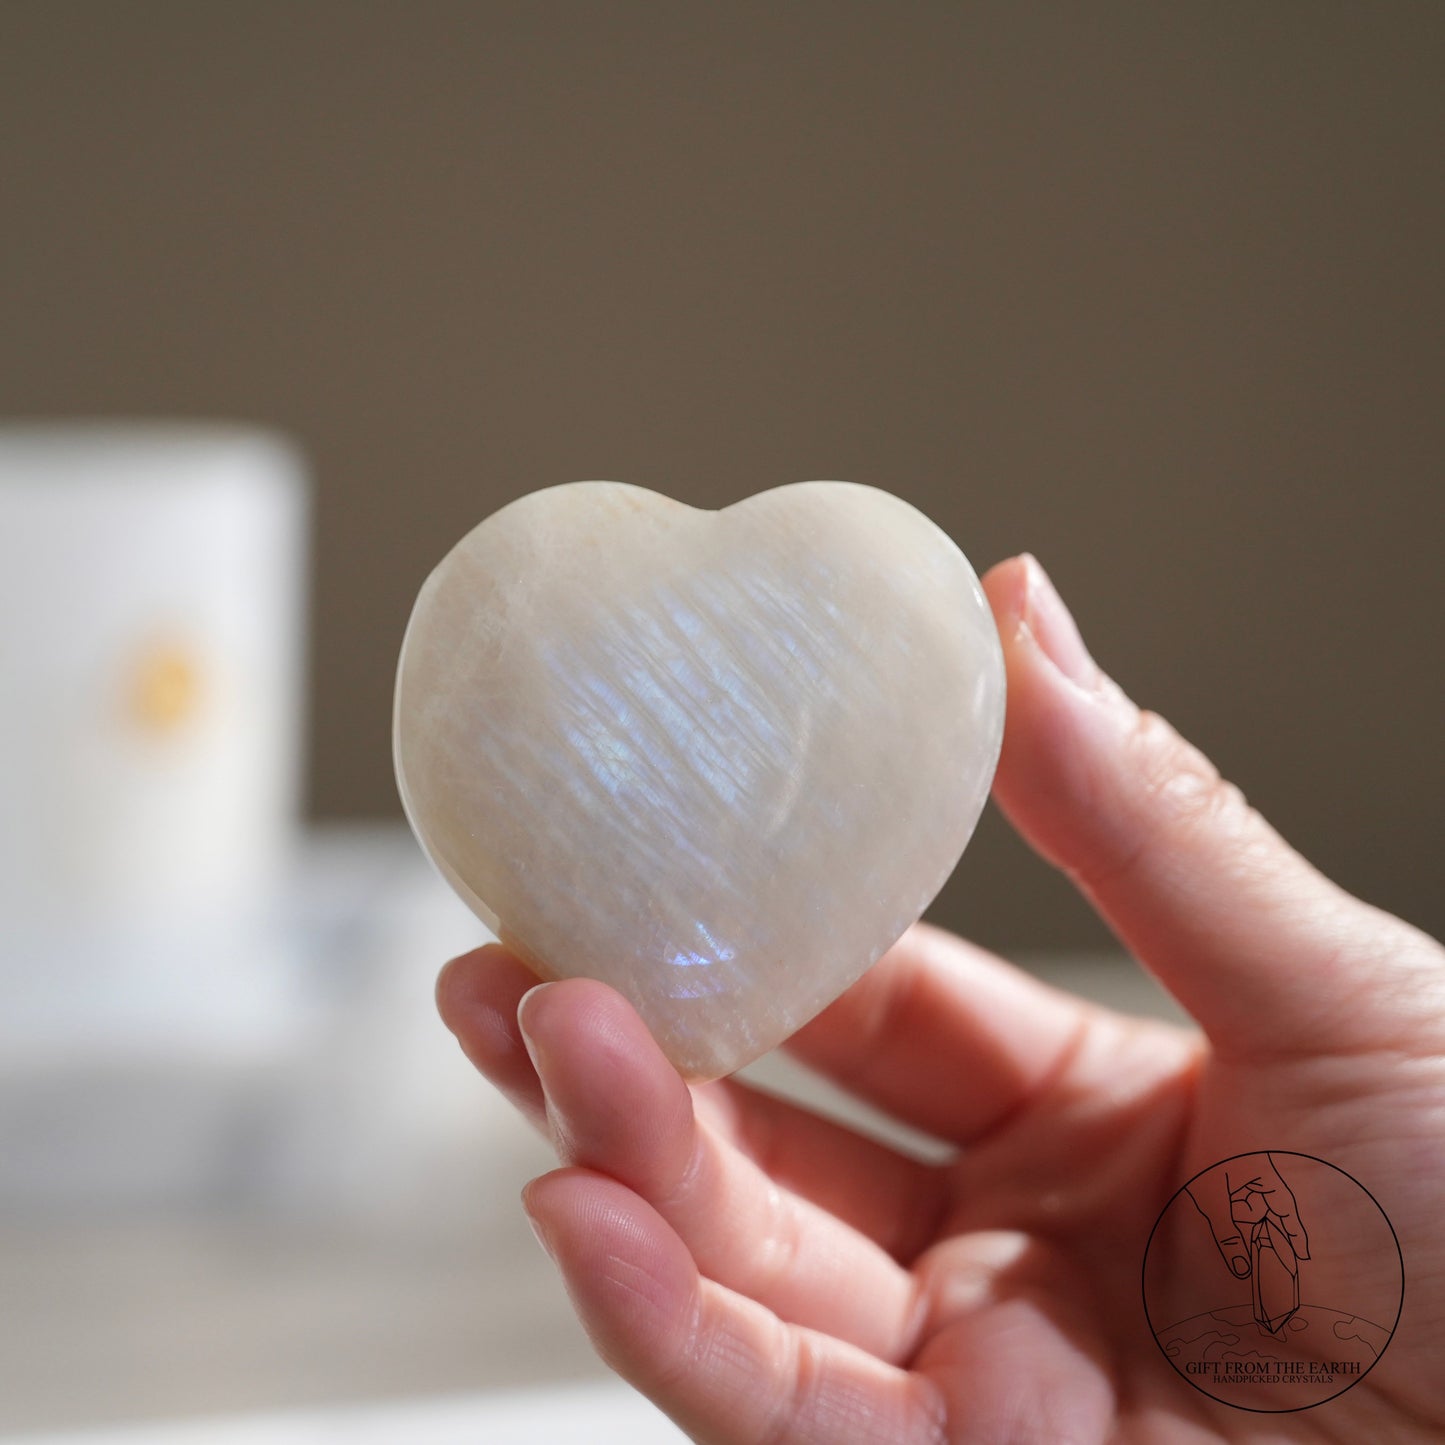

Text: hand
xmin=437 ymin=554 xmax=1445 ymax=1442
xmin=1186 ymin=1153 xmax=1310 ymax=1285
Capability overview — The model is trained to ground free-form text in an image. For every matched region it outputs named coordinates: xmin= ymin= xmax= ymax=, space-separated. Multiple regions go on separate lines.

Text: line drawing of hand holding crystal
xmin=1187 ymin=1153 xmax=1312 ymax=1336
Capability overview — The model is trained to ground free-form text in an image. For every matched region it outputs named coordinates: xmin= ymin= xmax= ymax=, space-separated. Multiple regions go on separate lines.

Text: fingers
xmin=439 ymin=944 xmax=947 ymax=1264
xmin=1186 ymin=1175 xmax=1252 ymax=1280
xmin=1242 ymin=1150 xmax=1312 ymax=1265
xmin=784 ymin=921 xmax=1099 ymax=1147
xmin=1252 ymin=1154 xmax=1311 ymax=1261
xmin=516 ymin=976 xmax=930 ymax=1361
xmin=436 ymin=944 xmax=547 ymax=1129
xmin=1189 ymin=1154 xmax=1313 ymax=1281
xmin=688 ymin=1074 xmax=947 ymax=1265
xmin=981 ymin=553 xmax=1444 ymax=1059
xmin=522 ymin=1167 xmax=947 ymax=1445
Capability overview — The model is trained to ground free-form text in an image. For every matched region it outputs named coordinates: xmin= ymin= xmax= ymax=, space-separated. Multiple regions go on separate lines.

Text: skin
xmin=436 ymin=554 xmax=1445 ymax=1443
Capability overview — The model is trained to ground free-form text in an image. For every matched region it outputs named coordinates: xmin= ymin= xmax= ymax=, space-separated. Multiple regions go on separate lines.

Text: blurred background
xmin=0 ymin=4 xmax=1440 ymax=1441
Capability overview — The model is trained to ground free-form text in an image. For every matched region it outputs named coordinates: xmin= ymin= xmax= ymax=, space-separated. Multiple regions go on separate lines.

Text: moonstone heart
xmin=394 ymin=481 xmax=1004 ymax=1080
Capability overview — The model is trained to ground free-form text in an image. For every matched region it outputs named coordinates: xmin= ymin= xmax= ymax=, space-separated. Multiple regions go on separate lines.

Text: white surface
xmin=0 ymin=1382 xmax=685 ymax=1445
xmin=0 ymin=825 xmax=512 ymax=1213
xmin=0 ymin=422 xmax=309 ymax=935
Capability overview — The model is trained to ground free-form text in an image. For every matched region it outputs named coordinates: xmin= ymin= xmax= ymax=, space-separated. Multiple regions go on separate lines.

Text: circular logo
xmin=1142 ymin=1151 xmax=1402 ymax=1412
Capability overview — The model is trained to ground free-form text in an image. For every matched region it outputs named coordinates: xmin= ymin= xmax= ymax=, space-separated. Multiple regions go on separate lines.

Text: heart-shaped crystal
xmin=394 ymin=481 xmax=1004 ymax=1079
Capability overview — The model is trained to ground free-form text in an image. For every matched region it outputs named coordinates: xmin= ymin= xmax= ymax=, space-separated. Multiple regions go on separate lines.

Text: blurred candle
xmin=0 ymin=423 xmax=310 ymax=937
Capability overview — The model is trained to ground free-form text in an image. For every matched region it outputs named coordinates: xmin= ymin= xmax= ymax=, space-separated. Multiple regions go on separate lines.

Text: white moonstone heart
xmin=394 ymin=481 xmax=1004 ymax=1080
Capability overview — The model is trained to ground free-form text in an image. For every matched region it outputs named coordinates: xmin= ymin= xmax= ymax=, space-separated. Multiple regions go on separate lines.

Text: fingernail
xmin=520 ymin=1184 xmax=556 ymax=1261
xmin=1019 ymin=555 xmax=1098 ymax=689
xmin=1230 ymin=1254 xmax=1251 ymax=1278
xmin=517 ymin=984 xmax=569 ymax=1140
xmin=516 ymin=981 xmax=555 ymax=1060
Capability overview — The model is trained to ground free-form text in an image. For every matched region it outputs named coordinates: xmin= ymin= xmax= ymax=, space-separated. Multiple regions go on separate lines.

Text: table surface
xmin=0 ymin=826 xmax=1189 ymax=1440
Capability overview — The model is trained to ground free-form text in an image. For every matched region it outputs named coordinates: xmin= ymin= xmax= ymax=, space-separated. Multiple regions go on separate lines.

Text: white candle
xmin=0 ymin=422 xmax=310 ymax=937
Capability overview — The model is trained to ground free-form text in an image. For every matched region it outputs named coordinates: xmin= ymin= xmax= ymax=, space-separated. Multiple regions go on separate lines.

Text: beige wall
xmin=3 ymin=3 xmax=1440 ymax=953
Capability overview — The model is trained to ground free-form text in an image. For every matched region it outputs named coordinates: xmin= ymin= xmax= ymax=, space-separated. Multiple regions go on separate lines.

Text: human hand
xmin=437 ymin=554 xmax=1445 ymax=1442
xmin=1186 ymin=1152 xmax=1310 ymax=1284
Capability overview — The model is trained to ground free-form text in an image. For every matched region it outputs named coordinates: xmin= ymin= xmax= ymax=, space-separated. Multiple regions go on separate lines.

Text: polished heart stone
xmin=394 ymin=481 xmax=1004 ymax=1080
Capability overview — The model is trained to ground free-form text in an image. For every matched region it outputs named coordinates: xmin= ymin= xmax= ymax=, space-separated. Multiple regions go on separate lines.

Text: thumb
xmin=981 ymin=555 xmax=1441 ymax=1059
xmin=1185 ymin=1179 xmax=1252 ymax=1280
xmin=1260 ymin=1154 xmax=1311 ymax=1262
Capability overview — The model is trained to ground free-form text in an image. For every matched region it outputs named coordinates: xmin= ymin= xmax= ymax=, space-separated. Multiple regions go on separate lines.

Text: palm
xmin=816 ymin=976 xmax=1445 ymax=1442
